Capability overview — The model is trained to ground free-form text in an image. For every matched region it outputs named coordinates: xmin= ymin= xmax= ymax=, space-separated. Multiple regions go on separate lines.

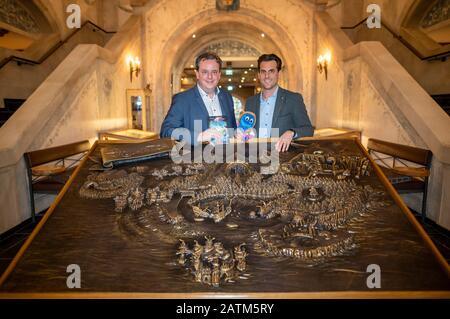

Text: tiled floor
xmin=0 ymin=212 xmax=449 ymax=277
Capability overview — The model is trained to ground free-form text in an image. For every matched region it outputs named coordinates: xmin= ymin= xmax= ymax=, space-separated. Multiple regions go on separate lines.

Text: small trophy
xmin=208 ymin=116 xmax=229 ymax=145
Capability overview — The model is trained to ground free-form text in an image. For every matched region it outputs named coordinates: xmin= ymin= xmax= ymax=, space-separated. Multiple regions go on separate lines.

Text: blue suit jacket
xmin=160 ymin=86 xmax=237 ymax=144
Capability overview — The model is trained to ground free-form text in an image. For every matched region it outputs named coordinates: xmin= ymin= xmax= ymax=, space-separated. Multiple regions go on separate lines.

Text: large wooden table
xmin=0 ymin=138 xmax=448 ymax=298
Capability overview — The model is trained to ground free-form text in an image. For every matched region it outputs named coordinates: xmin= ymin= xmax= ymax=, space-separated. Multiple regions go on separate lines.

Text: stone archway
xmin=171 ymin=25 xmax=290 ymax=91
xmin=149 ymin=6 xmax=306 ymax=131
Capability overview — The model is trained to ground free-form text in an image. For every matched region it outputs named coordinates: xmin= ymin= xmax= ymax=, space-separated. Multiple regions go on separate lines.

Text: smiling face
xmin=258 ymin=60 xmax=280 ymax=92
xmin=195 ymin=59 xmax=221 ymax=95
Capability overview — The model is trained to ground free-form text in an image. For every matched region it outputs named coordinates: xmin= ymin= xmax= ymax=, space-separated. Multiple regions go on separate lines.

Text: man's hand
xmin=197 ymin=128 xmax=224 ymax=145
xmin=197 ymin=129 xmax=210 ymax=143
xmin=276 ymin=130 xmax=295 ymax=152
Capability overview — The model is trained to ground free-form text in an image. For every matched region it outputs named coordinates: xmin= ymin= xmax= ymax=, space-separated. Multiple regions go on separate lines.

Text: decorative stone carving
xmin=421 ymin=0 xmax=450 ymax=28
xmin=103 ymin=78 xmax=112 ymax=96
xmin=216 ymin=0 xmax=240 ymax=11
xmin=0 ymin=0 xmax=40 ymax=33
xmin=203 ymin=40 xmax=260 ymax=58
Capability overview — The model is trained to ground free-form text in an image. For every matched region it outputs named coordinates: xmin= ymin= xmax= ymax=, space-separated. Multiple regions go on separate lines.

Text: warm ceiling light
xmin=244 ymin=70 xmax=248 ymax=74
xmin=192 ymin=34 xmax=196 ymax=38
xmin=261 ymin=33 xmax=265 ymax=37
xmin=228 ymin=78 xmax=232 ymax=82
xmin=250 ymin=64 xmax=254 ymax=67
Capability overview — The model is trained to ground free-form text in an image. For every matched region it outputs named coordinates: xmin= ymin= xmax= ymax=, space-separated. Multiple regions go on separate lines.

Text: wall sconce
xmin=317 ymin=52 xmax=331 ymax=80
xmin=128 ymin=56 xmax=141 ymax=82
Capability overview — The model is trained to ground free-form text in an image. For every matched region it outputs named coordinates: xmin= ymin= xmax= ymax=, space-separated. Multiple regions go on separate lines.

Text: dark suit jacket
xmin=245 ymin=87 xmax=314 ymax=138
xmin=160 ymin=86 xmax=237 ymax=144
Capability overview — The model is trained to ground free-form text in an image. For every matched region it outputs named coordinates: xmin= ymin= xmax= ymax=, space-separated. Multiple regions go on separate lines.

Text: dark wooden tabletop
xmin=0 ymin=139 xmax=448 ymax=298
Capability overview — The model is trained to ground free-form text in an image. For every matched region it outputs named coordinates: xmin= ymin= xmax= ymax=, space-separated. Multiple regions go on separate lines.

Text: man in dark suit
xmin=160 ymin=52 xmax=237 ymax=144
xmin=245 ymin=54 xmax=314 ymax=152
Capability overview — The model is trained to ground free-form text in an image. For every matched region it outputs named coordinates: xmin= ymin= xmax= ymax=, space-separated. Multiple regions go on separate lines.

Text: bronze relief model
xmin=78 ymin=141 xmax=392 ymax=288
xmin=3 ymin=139 xmax=448 ymax=294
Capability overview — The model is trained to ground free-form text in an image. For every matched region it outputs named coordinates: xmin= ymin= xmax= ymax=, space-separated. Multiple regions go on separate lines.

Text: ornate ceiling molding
xmin=216 ymin=0 xmax=240 ymax=11
xmin=0 ymin=0 xmax=40 ymax=33
xmin=421 ymin=0 xmax=450 ymax=28
xmin=203 ymin=40 xmax=260 ymax=58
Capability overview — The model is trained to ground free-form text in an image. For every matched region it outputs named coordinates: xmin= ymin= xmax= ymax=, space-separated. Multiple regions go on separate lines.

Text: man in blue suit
xmin=160 ymin=52 xmax=237 ymax=144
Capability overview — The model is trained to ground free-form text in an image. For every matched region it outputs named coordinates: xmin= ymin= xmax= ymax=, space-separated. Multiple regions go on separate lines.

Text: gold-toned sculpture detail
xmin=176 ymin=237 xmax=248 ymax=287
xmin=79 ymin=170 xmax=144 ymax=199
xmin=80 ymin=146 xmax=391 ymax=287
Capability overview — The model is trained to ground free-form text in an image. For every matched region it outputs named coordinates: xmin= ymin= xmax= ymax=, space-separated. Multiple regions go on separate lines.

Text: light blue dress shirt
xmin=258 ymin=86 xmax=278 ymax=138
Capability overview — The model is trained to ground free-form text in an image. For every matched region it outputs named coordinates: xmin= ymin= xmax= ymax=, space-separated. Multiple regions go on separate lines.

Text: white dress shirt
xmin=197 ymin=85 xmax=223 ymax=117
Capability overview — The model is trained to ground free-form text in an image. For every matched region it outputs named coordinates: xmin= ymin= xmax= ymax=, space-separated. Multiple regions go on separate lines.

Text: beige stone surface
xmin=0 ymin=27 xmax=110 ymax=108
xmin=314 ymin=11 xmax=450 ymax=228
xmin=328 ymin=0 xmax=416 ymax=34
xmin=143 ymin=0 xmax=316 ymax=131
xmin=327 ymin=0 xmax=450 ymax=94
xmin=0 ymin=160 xmax=30 ymax=234
xmin=349 ymin=21 xmax=450 ymax=95
xmin=0 ymin=16 xmax=142 ymax=234
xmin=0 ymin=0 xmax=133 ymax=110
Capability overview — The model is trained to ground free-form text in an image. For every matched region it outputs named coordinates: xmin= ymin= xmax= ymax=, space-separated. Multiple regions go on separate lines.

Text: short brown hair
xmin=195 ymin=52 xmax=223 ymax=70
xmin=257 ymin=54 xmax=282 ymax=71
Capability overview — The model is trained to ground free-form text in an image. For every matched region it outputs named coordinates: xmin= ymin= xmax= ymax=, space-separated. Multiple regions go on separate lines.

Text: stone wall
xmin=143 ymin=0 xmax=315 ymax=131
xmin=0 ymin=16 xmax=143 ymax=234
xmin=328 ymin=0 xmax=450 ymax=94
xmin=0 ymin=0 xmax=134 ymax=109
xmin=327 ymin=0 xmax=416 ymax=33
xmin=0 ymin=25 xmax=111 ymax=108
xmin=315 ymin=10 xmax=450 ymax=229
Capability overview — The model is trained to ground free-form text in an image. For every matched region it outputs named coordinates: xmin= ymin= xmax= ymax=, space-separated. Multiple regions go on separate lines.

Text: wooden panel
xmin=99 ymin=129 xmax=158 ymax=141
xmin=390 ymin=166 xmax=430 ymax=177
xmin=2 ymin=139 xmax=449 ymax=297
xmin=367 ymin=138 xmax=431 ymax=165
xmin=26 ymin=140 xmax=90 ymax=167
